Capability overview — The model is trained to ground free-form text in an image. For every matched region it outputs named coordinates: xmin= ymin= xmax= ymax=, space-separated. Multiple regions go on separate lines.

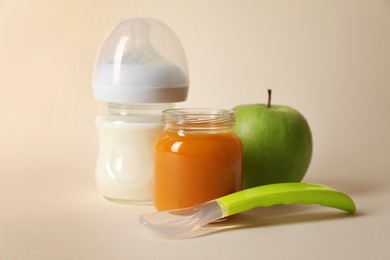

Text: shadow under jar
xmin=154 ymin=108 xmax=243 ymax=211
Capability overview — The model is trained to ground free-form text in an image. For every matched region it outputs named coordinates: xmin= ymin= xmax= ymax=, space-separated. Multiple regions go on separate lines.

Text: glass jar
xmin=154 ymin=108 xmax=242 ymax=210
xmin=95 ymin=103 xmax=174 ymax=204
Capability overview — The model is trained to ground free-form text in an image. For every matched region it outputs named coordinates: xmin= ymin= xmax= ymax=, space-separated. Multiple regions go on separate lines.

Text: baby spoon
xmin=139 ymin=183 xmax=356 ymax=235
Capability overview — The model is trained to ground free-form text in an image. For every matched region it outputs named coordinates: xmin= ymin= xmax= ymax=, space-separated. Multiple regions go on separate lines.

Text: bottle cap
xmin=93 ymin=18 xmax=189 ymax=103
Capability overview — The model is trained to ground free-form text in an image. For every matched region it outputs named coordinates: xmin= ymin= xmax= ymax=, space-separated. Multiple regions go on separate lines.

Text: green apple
xmin=233 ymin=90 xmax=312 ymax=188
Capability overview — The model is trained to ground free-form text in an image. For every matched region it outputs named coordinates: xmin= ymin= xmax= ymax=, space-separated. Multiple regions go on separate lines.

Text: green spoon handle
xmin=217 ymin=183 xmax=356 ymax=217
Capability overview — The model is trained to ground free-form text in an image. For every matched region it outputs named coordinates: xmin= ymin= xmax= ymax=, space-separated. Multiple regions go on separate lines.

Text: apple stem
xmin=267 ymin=89 xmax=272 ymax=109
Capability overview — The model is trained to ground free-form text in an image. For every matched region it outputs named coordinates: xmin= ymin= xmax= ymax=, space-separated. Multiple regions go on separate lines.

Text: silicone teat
xmin=122 ymin=20 xmax=165 ymax=64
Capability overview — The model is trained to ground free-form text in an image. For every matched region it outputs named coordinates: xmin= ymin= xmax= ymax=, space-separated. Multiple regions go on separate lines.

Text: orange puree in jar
xmin=154 ymin=108 xmax=242 ymax=211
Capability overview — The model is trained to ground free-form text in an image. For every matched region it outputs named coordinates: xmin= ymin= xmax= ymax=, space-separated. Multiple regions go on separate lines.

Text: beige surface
xmin=1 ymin=0 xmax=389 ymax=259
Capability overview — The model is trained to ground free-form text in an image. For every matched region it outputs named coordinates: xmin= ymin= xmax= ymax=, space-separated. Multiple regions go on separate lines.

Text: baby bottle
xmin=92 ymin=18 xmax=189 ymax=204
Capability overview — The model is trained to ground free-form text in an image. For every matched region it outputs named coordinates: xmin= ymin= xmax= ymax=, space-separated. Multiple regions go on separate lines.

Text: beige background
xmin=1 ymin=0 xmax=389 ymax=259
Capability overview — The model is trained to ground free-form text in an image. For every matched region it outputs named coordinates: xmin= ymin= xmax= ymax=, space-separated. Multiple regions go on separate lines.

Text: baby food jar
xmin=154 ymin=108 xmax=242 ymax=211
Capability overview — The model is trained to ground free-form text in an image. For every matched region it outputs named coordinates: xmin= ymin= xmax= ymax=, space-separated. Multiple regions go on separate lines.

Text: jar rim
xmin=162 ymin=108 xmax=235 ymax=128
xmin=163 ymin=108 xmax=234 ymax=115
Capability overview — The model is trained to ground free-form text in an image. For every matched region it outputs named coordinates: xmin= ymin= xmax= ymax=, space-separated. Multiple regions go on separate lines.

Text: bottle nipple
xmin=122 ymin=20 xmax=166 ymax=64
